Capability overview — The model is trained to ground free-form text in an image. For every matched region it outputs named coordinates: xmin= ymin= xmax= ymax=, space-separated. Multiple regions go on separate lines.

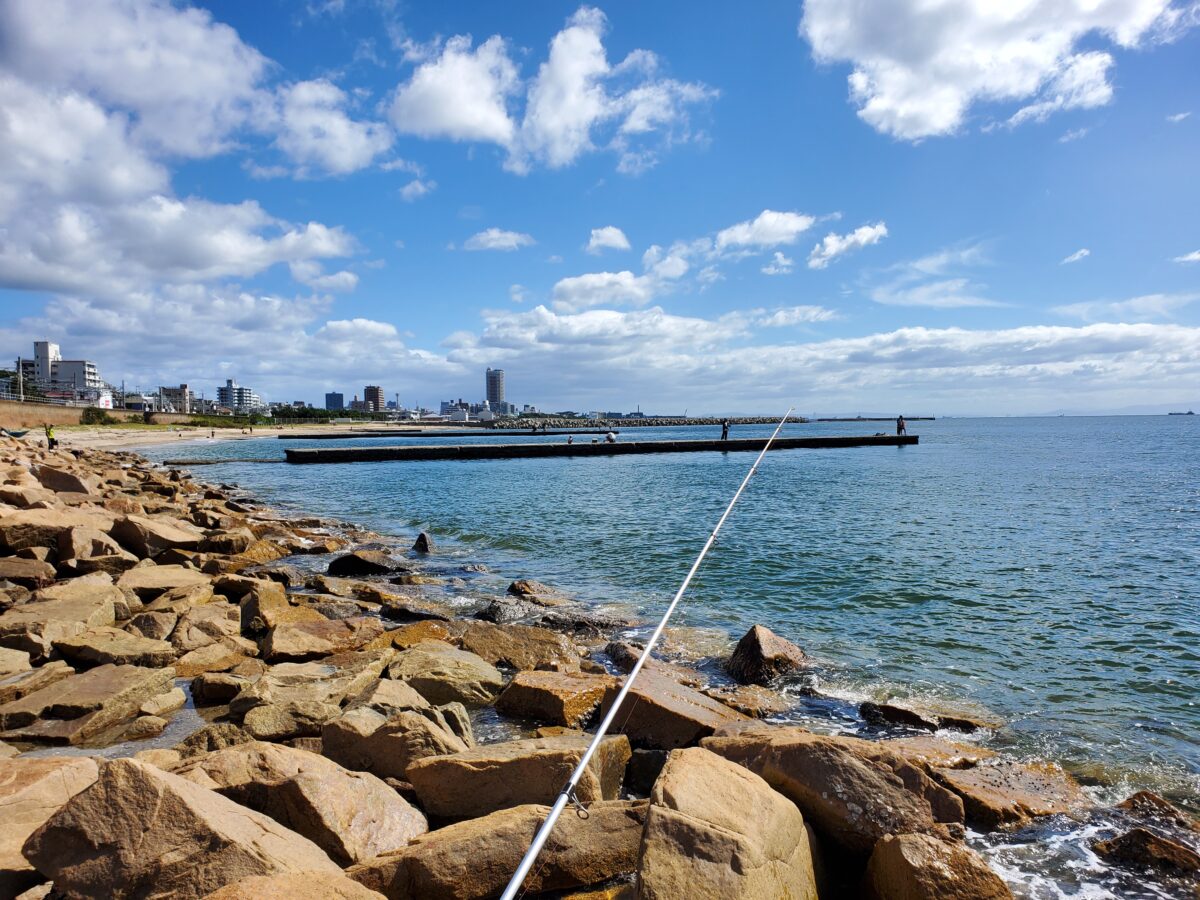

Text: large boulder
xmin=57 ymin=526 xmax=135 ymax=566
xmin=726 ymin=624 xmax=806 ymax=685
xmin=450 ymin=621 xmax=581 ymax=671
xmin=243 ymin=700 xmax=341 ymax=742
xmin=117 ymin=565 xmax=211 ymax=601
xmin=0 ymin=757 xmax=99 ymax=896
xmin=323 ymin=707 xmax=469 ymax=781
xmin=262 ymin=617 xmax=385 ymax=663
xmin=0 ymin=588 xmax=119 ymax=659
xmin=637 ymin=747 xmax=818 ymax=899
xmin=110 ymin=514 xmax=204 ymax=559
xmin=52 ymin=626 xmax=177 ymax=668
xmin=406 ymin=734 xmax=630 ymax=820
xmin=701 ymin=724 xmax=961 ymax=856
xmin=23 ymin=758 xmax=341 ymax=899
xmin=239 ymin=582 xmax=322 ymax=635
xmin=172 ymin=602 xmax=242 ymax=652
xmin=328 ymin=551 xmax=399 ymax=577
xmin=931 ymin=759 xmax=1087 ymax=830
xmin=33 ymin=465 xmax=99 ymax=495
xmin=347 ymin=800 xmax=647 ymax=899
xmin=865 ymin=832 xmax=1013 ymax=899
xmin=598 ymin=669 xmax=749 ymax=750
xmin=229 ymin=653 xmax=391 ymax=719
xmin=496 ymin=670 xmax=618 ymax=728
xmin=387 ymin=640 xmax=506 ymax=706
xmin=0 ymin=508 xmax=115 ymax=552
xmin=202 ymin=873 xmax=386 ymax=899
xmin=1092 ymin=827 xmax=1200 ymax=875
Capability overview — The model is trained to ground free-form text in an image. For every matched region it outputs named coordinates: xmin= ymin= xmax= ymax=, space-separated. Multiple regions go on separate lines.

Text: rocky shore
xmin=0 ymin=437 xmax=1196 ymax=899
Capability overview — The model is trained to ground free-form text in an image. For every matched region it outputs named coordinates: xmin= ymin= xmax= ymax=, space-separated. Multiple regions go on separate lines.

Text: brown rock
xmin=700 ymin=683 xmax=793 ymax=718
xmin=604 ymin=641 xmax=703 ymax=686
xmin=56 ymin=526 xmax=130 ymax=563
xmin=32 ymin=465 xmax=98 ymax=495
xmin=0 ymin=588 xmax=117 ymax=658
xmin=598 ymin=669 xmax=749 ymax=750
xmin=230 ymin=654 xmax=391 ymax=719
xmin=140 ymin=686 xmax=187 ymax=717
xmin=322 ymin=706 xmax=469 ymax=780
xmin=0 ymin=647 xmax=31 ymax=677
xmin=117 ymin=565 xmax=210 ymax=600
xmin=262 ymin=616 xmax=385 ymax=662
xmin=387 ymin=640 xmax=506 ymax=706
xmin=172 ymin=602 xmax=241 ymax=652
xmin=1116 ymin=790 xmax=1200 ymax=831
xmin=884 ymin=735 xmax=999 ymax=770
xmin=200 ymin=529 xmax=257 ymax=555
xmin=0 ymin=559 xmax=55 ymax=590
xmin=702 ymin=724 xmax=960 ymax=855
xmin=347 ymin=800 xmax=647 ymax=899
xmin=110 ymin=514 xmax=204 ymax=558
xmin=328 ymin=550 xmax=399 ymax=576
xmin=244 ymin=701 xmax=341 ymax=741
xmin=0 ymin=508 xmax=115 ymax=552
xmin=175 ymin=723 xmax=253 ymax=759
xmin=23 ymin=758 xmax=341 ymax=898
xmin=932 ymin=760 xmax=1088 ymax=830
xmin=638 ymin=747 xmax=819 ymax=900
xmin=75 ymin=553 xmax=143 ymax=577
xmin=202 ymin=873 xmax=386 ymax=899
xmin=406 ymin=733 xmax=630 ymax=820
xmin=452 ymin=620 xmax=581 ymax=671
xmin=861 ymin=700 xmax=998 ymax=734
xmin=345 ymin=678 xmax=432 ymax=715
xmin=507 ymin=579 xmax=568 ymax=604
xmin=53 ymin=626 xmax=177 ymax=668
xmin=192 ymin=671 xmax=252 ymax=704
xmin=865 ymin=832 xmax=1014 ymax=899
xmin=496 ymin=670 xmax=618 ymax=727
xmin=1092 ymin=826 xmax=1200 ymax=874
xmin=125 ymin=714 xmax=168 ymax=739
xmin=0 ymin=661 xmax=74 ymax=705
xmin=175 ymin=640 xmax=250 ymax=678
xmin=0 ymin=757 xmax=99 ymax=897
xmin=127 ymin=609 xmax=178 ymax=641
xmin=727 ymin=624 xmax=806 ymax=685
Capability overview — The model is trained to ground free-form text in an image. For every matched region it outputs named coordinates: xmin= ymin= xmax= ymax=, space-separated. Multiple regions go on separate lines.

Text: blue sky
xmin=1 ymin=0 xmax=1197 ymax=414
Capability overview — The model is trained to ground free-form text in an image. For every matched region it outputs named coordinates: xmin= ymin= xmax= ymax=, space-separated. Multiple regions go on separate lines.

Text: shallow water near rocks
xmin=142 ymin=415 xmax=1200 ymax=897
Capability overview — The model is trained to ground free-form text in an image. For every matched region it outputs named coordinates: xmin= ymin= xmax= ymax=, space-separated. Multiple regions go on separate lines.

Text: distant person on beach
xmin=605 ymin=431 xmax=617 ymax=443
xmin=44 ymin=424 xmax=58 ymax=450
xmin=720 ymin=419 xmax=730 ymax=441
xmin=896 ymin=415 xmax=906 ymax=436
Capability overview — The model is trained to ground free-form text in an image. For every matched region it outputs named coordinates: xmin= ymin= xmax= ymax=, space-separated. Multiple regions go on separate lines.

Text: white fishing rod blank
xmin=499 ymin=408 xmax=795 ymax=900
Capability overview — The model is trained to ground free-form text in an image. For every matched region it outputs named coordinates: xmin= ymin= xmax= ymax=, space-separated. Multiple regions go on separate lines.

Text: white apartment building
xmin=216 ymin=379 xmax=262 ymax=413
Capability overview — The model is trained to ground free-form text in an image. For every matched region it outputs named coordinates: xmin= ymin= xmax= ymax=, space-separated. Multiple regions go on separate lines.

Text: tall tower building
xmin=485 ymin=368 xmax=505 ymax=406
xmin=364 ymin=385 xmax=384 ymax=412
xmin=33 ymin=341 xmax=61 ymax=384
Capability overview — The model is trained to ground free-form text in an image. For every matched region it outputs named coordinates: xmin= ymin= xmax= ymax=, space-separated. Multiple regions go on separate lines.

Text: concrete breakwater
xmin=0 ymin=436 xmax=1196 ymax=898
xmin=278 ymin=428 xmax=624 ymax=440
xmin=285 ymin=434 xmax=919 ymax=464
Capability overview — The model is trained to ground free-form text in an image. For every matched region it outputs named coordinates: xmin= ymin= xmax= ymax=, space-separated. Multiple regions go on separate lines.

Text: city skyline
xmin=0 ymin=2 xmax=1197 ymax=415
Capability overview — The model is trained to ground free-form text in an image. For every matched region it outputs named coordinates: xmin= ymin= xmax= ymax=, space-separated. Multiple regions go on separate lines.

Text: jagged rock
xmin=347 ymin=800 xmax=647 ymax=899
xmin=117 ymin=565 xmax=210 ymax=600
xmin=0 ymin=757 xmax=99 ymax=897
xmin=229 ymin=653 xmax=391 ymax=720
xmin=204 ymin=540 xmax=289 ymax=573
xmin=0 ymin=559 xmax=55 ymax=590
xmin=604 ymin=641 xmax=702 ymax=685
xmin=701 ymin=724 xmax=962 ymax=856
xmin=406 ymin=734 xmax=631 ymax=820
xmin=173 ymin=602 xmax=241 ymax=652
xmin=202 ymin=873 xmax=386 ymax=899
xmin=56 ymin=526 xmax=131 ymax=563
xmin=0 ymin=508 xmax=115 ymax=552
xmin=262 ymin=616 xmax=385 ymax=662
xmin=450 ymin=621 xmax=581 ymax=672
xmin=140 ymin=686 xmax=187 ymax=717
xmin=53 ymin=626 xmax=177 ymax=668
xmin=199 ymin=529 xmax=257 ymax=555
xmin=476 ymin=597 xmax=541 ymax=625
xmin=387 ymin=640 xmax=506 ymax=706
xmin=0 ymin=663 xmax=175 ymax=745
xmin=0 ymin=661 xmax=74 ymax=705
xmin=411 ymin=532 xmax=434 ymax=553
xmin=175 ymin=723 xmax=253 ymax=759
xmin=637 ymin=747 xmax=819 ymax=899
xmin=127 ymin=610 xmax=178 ymax=641
xmin=0 ymin=647 xmax=31 ymax=676
xmin=33 ymin=465 xmax=99 ymax=495
xmin=328 ymin=551 xmax=399 ymax=576
xmin=496 ymin=670 xmax=618 ymax=727
xmin=727 ymin=624 xmax=806 ymax=685
xmin=1092 ymin=826 xmax=1200 ymax=874
xmin=598 ymin=669 xmax=749 ymax=750
xmin=23 ymin=758 xmax=342 ymax=898
xmin=1116 ymin=790 xmax=1199 ymax=832
xmin=243 ymin=700 xmax=341 ymax=741
xmin=76 ymin=553 xmax=143 ymax=577
xmin=0 ymin=485 xmax=55 ymax=508
xmin=345 ymin=678 xmax=431 ymax=715
xmin=322 ymin=706 xmax=469 ymax=780
xmin=239 ymin=583 xmax=323 ymax=635
xmin=865 ymin=832 xmax=1014 ymax=899
xmin=931 ymin=759 xmax=1087 ymax=830
xmin=861 ymin=700 xmax=997 ymax=734
xmin=175 ymin=640 xmax=250 ymax=678
xmin=110 ymin=514 xmax=204 ymax=558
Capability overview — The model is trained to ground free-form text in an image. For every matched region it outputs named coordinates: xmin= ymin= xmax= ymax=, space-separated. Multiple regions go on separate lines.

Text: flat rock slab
xmin=262 ymin=617 xmax=385 ymax=663
xmin=0 ymin=648 xmax=31 ymax=677
xmin=866 ymin=832 xmax=1014 ymax=899
xmin=117 ymin=565 xmax=211 ymax=600
xmin=387 ymin=640 xmax=506 ymax=706
xmin=23 ymin=758 xmax=341 ymax=899
xmin=0 ymin=590 xmax=119 ymax=659
xmin=0 ymin=508 xmax=115 ymax=552
xmin=0 ymin=662 xmax=74 ymax=705
xmin=449 ymin=621 xmax=581 ymax=671
xmin=861 ymin=699 xmax=999 ymax=734
xmin=0 ymin=559 xmax=55 ymax=590
xmin=598 ymin=669 xmax=750 ymax=750
xmin=53 ymin=626 xmax=177 ymax=668
xmin=110 ymin=514 xmax=204 ymax=558
xmin=202 ymin=873 xmax=386 ymax=899
xmin=638 ymin=747 xmax=818 ymax=900
xmin=406 ymin=733 xmax=630 ymax=820
xmin=496 ymin=670 xmax=618 ymax=728
xmin=347 ymin=800 xmax=647 ymax=899
xmin=933 ymin=759 xmax=1090 ymax=830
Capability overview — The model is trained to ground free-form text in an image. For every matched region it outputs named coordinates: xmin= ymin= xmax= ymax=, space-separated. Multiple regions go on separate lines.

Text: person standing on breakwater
xmin=720 ymin=418 xmax=730 ymax=441
xmin=896 ymin=415 xmax=906 ymax=435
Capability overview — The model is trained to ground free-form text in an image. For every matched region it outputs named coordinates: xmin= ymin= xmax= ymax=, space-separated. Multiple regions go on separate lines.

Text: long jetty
xmin=277 ymin=428 xmax=620 ymax=440
xmin=284 ymin=434 xmax=917 ymax=464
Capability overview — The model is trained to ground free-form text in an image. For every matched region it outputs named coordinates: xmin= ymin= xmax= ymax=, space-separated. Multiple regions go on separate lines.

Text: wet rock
xmin=262 ymin=616 xmax=385 ymax=662
xmin=507 ymin=579 xmax=569 ymax=606
xmin=386 ymin=640 xmax=506 ymax=706
xmin=931 ymin=759 xmax=1088 ymax=830
xmin=701 ymin=723 xmax=961 ymax=856
xmin=861 ymin=700 xmax=997 ymax=734
xmin=347 ymin=800 xmax=647 ymax=899
xmin=24 ymin=758 xmax=341 ymax=898
xmin=411 ymin=532 xmax=434 ymax=553
xmin=406 ymin=733 xmax=630 ymax=820
xmin=865 ymin=832 xmax=1014 ymax=899
xmin=110 ymin=514 xmax=204 ymax=559
xmin=0 ymin=757 xmax=99 ymax=897
xmin=202 ymin=872 xmax=387 ymax=899
xmin=476 ymin=597 xmax=542 ymax=625
xmin=1117 ymin=790 xmax=1200 ymax=832
xmin=0 ymin=663 xmax=175 ymax=745
xmin=322 ymin=706 xmax=469 ymax=780
xmin=328 ymin=550 xmax=399 ymax=577
xmin=496 ymin=670 xmax=618 ymax=727
xmin=638 ymin=747 xmax=818 ymax=899
xmin=117 ymin=565 xmax=210 ymax=601
xmin=125 ymin=714 xmax=168 ymax=739
xmin=727 ymin=624 xmax=806 ymax=685
xmin=700 ymin=683 xmax=793 ymax=718
xmin=0 ymin=559 xmax=55 ymax=590
xmin=598 ymin=669 xmax=749 ymax=750
xmin=1092 ymin=826 xmax=1200 ymax=874
xmin=53 ymin=626 xmax=177 ymax=668
xmin=604 ymin=641 xmax=702 ymax=686
xmin=884 ymin=735 xmax=998 ymax=770
xmin=0 ymin=661 xmax=74 ymax=705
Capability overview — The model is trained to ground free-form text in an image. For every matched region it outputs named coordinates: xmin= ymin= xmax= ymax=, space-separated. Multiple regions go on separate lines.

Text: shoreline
xmin=1 ymin=436 xmax=1197 ymax=897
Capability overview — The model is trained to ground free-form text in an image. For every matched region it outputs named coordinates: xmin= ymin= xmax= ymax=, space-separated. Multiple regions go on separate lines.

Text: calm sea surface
xmin=143 ymin=416 xmax=1199 ymax=894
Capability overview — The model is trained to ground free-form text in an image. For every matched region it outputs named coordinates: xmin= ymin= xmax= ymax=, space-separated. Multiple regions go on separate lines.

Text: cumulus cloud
xmin=1173 ymin=250 xmax=1200 ymax=263
xmin=761 ymin=252 xmax=794 ymax=275
xmin=399 ymin=178 xmax=436 ymax=201
xmin=551 ymin=271 xmax=658 ymax=312
xmin=272 ymin=80 xmax=393 ymax=176
xmin=800 ymin=0 xmax=1191 ymax=140
xmin=463 ymin=228 xmax=536 ymax=251
xmin=586 ymin=225 xmax=631 ymax=254
xmin=289 ymin=261 xmax=359 ymax=293
xmin=715 ymin=210 xmax=816 ymax=252
xmin=808 ymin=222 xmax=888 ymax=269
xmin=1062 ymin=248 xmax=1090 ymax=264
xmin=1052 ymin=292 xmax=1199 ymax=322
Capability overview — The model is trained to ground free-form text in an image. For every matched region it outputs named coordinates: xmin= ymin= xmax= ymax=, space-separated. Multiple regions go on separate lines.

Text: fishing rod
xmin=499 ymin=407 xmax=795 ymax=900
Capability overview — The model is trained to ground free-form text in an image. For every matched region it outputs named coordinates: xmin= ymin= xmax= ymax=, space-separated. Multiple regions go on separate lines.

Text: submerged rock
xmin=1092 ymin=827 xmax=1200 ymax=875
xmin=328 ymin=550 xmax=399 ymax=577
xmin=726 ymin=624 xmax=806 ymax=685
xmin=931 ymin=759 xmax=1088 ymax=830
xmin=865 ymin=832 xmax=1013 ymax=899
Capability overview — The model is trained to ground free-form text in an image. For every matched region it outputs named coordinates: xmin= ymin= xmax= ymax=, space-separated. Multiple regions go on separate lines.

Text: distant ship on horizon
xmin=1167 ymin=410 xmax=1195 ymax=415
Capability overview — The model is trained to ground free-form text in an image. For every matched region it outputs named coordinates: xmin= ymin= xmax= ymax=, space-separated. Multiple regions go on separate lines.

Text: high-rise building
xmin=325 ymin=392 xmax=344 ymax=411
xmin=216 ymin=378 xmax=262 ymax=413
xmin=486 ymin=368 xmax=505 ymax=406
xmin=33 ymin=341 xmax=60 ymax=383
xmin=363 ymin=385 xmax=384 ymax=412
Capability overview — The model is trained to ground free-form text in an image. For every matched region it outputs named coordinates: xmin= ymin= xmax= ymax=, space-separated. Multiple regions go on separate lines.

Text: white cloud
xmin=715 ymin=210 xmax=816 ymax=251
xmin=509 ymin=284 xmax=529 ymax=303
xmin=800 ymin=0 xmax=1189 ymax=140
xmin=1166 ymin=111 xmax=1192 ymax=123
xmin=1053 ymin=292 xmax=1199 ymax=321
xmin=551 ymin=271 xmax=658 ymax=312
xmin=808 ymin=222 xmax=888 ymax=269
xmin=388 ymin=34 xmax=519 ymax=145
xmin=1062 ymin=248 xmax=1090 ymax=264
xmin=399 ymin=178 xmax=437 ymax=201
xmin=756 ymin=305 xmax=838 ymax=326
xmin=761 ymin=252 xmax=794 ymax=276
xmin=1173 ymin=250 xmax=1200 ymax=263
xmin=272 ymin=80 xmax=393 ymax=176
xmin=586 ymin=225 xmax=631 ymax=254
xmin=463 ymin=228 xmax=536 ymax=251
xmin=869 ymin=243 xmax=1001 ymax=308
xmin=1058 ymin=127 xmax=1090 ymax=143
xmin=289 ymin=261 xmax=359 ymax=293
